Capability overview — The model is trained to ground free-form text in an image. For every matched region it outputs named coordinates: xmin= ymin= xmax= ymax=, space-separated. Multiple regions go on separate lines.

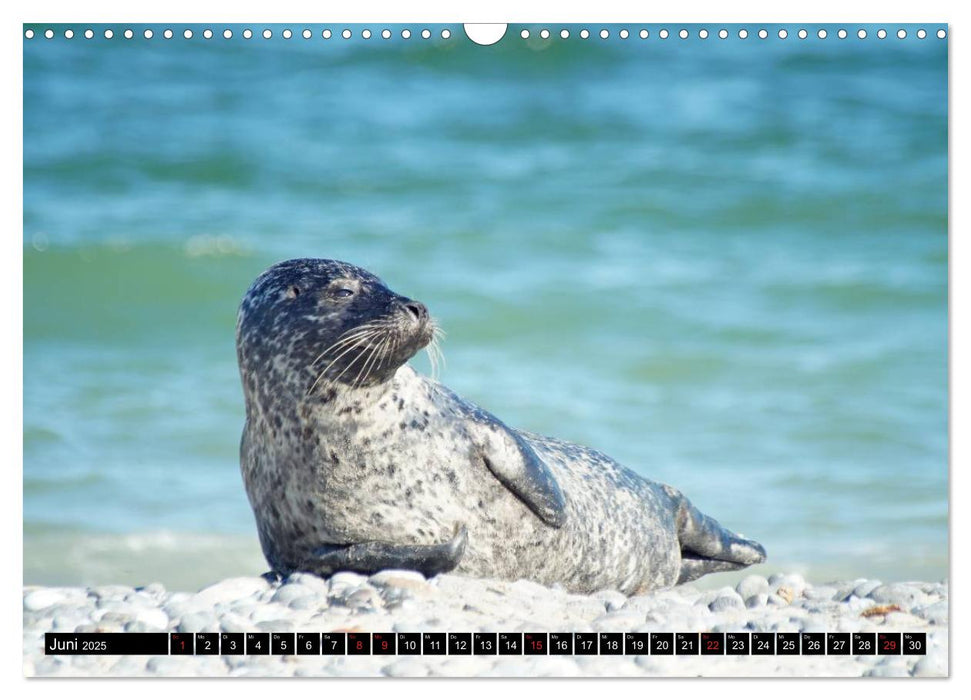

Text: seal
xmin=236 ymin=258 xmax=766 ymax=594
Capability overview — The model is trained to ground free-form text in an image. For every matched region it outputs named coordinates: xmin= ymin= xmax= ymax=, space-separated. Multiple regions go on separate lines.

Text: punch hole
xmin=242 ymin=29 xmax=253 ymax=39
xmin=64 ymin=29 xmax=74 ymax=39
xmin=778 ymin=29 xmax=788 ymax=39
xmin=877 ymin=29 xmax=887 ymax=39
xmin=441 ymin=29 xmax=451 ymax=39
xmin=421 ymin=29 xmax=431 ymax=39
xmin=619 ymin=29 xmax=629 ymax=39
xmin=303 ymin=29 xmax=311 ymax=39
xmin=520 ymin=29 xmax=529 ymax=39
xmin=640 ymin=29 xmax=649 ymax=39
xmin=44 ymin=29 xmax=53 ymax=39
xmin=560 ymin=29 xmax=569 ymax=39
xmin=342 ymin=29 xmax=351 ymax=39
xmin=282 ymin=29 xmax=292 ymax=39
xmin=143 ymin=29 xmax=153 ymax=39
xmin=659 ymin=29 xmax=668 ymax=39
xmin=818 ymin=29 xmax=827 ymax=39
xmin=163 ymin=29 xmax=173 ymax=39
xmin=323 ymin=29 xmax=332 ymax=39
xmin=937 ymin=29 xmax=946 ymax=39
xmin=203 ymin=29 xmax=213 ymax=39
xmin=718 ymin=29 xmax=728 ymax=39
xmin=858 ymin=29 xmax=867 ymax=39
xmin=917 ymin=29 xmax=926 ymax=39
xmin=124 ymin=29 xmax=133 ymax=39
xmin=758 ymin=29 xmax=767 ymax=39
xmin=263 ymin=29 xmax=273 ymax=39
xmin=738 ymin=29 xmax=748 ymax=39
xmin=401 ymin=29 xmax=410 ymax=39
xmin=223 ymin=29 xmax=232 ymax=39
xmin=382 ymin=29 xmax=391 ymax=39
xmin=580 ymin=29 xmax=589 ymax=39
xmin=838 ymin=29 xmax=847 ymax=39
xmin=184 ymin=29 xmax=193 ymax=39
xmin=540 ymin=29 xmax=550 ymax=39
xmin=600 ymin=29 xmax=609 ymax=39
xmin=25 ymin=28 xmax=34 ymax=39
xmin=679 ymin=29 xmax=688 ymax=39
xmin=105 ymin=29 xmax=113 ymax=39
xmin=798 ymin=29 xmax=808 ymax=39
xmin=362 ymin=29 xmax=371 ymax=39
xmin=897 ymin=29 xmax=906 ymax=39
xmin=699 ymin=29 xmax=708 ymax=39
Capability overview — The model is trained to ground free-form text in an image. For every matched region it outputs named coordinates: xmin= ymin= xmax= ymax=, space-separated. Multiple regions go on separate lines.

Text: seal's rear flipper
xmin=664 ymin=486 xmax=766 ymax=584
xmin=299 ymin=526 xmax=468 ymax=578
xmin=677 ymin=555 xmax=749 ymax=585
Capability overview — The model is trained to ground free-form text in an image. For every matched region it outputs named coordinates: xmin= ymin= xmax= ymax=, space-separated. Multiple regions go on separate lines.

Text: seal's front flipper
xmin=300 ymin=526 xmax=468 ymax=578
xmin=663 ymin=486 xmax=766 ymax=585
xmin=466 ymin=411 xmax=567 ymax=528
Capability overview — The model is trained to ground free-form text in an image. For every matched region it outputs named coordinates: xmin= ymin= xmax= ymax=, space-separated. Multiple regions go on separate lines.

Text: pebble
xmin=192 ymin=577 xmax=270 ymax=606
xmin=24 ymin=589 xmax=66 ymax=612
xmin=271 ymin=583 xmax=315 ymax=605
xmin=745 ymin=593 xmax=769 ymax=609
xmin=709 ymin=592 xmax=745 ymax=613
xmin=736 ymin=575 xmax=769 ymax=600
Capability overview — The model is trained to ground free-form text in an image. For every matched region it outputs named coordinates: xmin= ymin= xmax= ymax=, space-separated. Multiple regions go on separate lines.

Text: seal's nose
xmin=401 ymin=300 xmax=429 ymax=323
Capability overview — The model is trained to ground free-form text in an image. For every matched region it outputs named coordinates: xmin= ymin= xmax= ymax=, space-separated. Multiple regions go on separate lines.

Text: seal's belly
xmin=310 ymin=413 xmax=508 ymax=545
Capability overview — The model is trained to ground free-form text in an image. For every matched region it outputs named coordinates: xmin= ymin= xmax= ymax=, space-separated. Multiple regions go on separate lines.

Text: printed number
xmin=305 ymin=640 xmax=312 ymax=651
xmin=732 ymin=640 xmax=744 ymax=650
xmin=581 ymin=640 xmax=593 ymax=650
xmin=680 ymin=640 xmax=690 ymax=650
xmin=403 ymin=640 xmax=416 ymax=651
xmin=833 ymin=640 xmax=844 ymax=650
xmin=482 ymin=640 xmax=492 ymax=650
xmin=909 ymin=641 xmax=922 ymax=651
xmin=756 ymin=640 xmax=769 ymax=650
xmin=630 ymin=640 xmax=644 ymax=651
xmin=883 ymin=640 xmax=897 ymax=651
xmin=859 ymin=640 xmax=871 ymax=650
xmin=254 ymin=641 xmax=261 ymax=650
xmin=605 ymin=640 xmax=618 ymax=650
xmin=280 ymin=639 xmax=288 ymax=650
xmin=706 ymin=640 xmax=719 ymax=651
xmin=656 ymin=640 xmax=669 ymax=651
xmin=355 ymin=640 xmax=363 ymax=650
xmin=204 ymin=640 xmax=211 ymax=651
xmin=782 ymin=640 xmax=795 ymax=651
xmin=329 ymin=640 xmax=338 ymax=650
xmin=807 ymin=640 xmax=821 ymax=651
xmin=228 ymin=640 xmax=237 ymax=651
xmin=456 ymin=640 xmax=467 ymax=650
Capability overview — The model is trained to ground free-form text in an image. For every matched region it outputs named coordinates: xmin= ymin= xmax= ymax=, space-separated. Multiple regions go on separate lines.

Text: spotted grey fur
xmin=236 ymin=258 xmax=766 ymax=595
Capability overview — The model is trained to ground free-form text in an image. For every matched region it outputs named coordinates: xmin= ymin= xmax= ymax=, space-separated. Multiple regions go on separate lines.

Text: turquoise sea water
xmin=24 ymin=25 xmax=948 ymax=589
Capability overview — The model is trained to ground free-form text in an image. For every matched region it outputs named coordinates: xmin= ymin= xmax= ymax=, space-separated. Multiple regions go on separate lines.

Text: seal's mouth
xmin=305 ymin=306 xmax=443 ymax=395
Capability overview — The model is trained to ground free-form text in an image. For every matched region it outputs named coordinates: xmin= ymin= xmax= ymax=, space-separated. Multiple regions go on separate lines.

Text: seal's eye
xmin=334 ymin=288 xmax=354 ymax=298
xmin=285 ymin=286 xmax=301 ymax=300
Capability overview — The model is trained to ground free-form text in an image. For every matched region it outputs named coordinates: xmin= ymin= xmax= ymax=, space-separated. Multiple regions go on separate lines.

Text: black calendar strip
xmin=44 ymin=631 xmax=927 ymax=656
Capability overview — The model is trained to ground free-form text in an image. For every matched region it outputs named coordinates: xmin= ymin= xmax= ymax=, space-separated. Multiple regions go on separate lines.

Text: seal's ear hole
xmin=286 ymin=285 xmax=301 ymax=300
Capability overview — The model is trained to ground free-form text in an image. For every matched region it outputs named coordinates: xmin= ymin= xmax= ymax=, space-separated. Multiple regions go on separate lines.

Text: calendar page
xmin=22 ymin=20 xmax=948 ymax=679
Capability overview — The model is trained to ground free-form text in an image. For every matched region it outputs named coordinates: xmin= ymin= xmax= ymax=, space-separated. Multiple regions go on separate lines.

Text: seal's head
xmin=237 ymin=259 xmax=435 ymax=405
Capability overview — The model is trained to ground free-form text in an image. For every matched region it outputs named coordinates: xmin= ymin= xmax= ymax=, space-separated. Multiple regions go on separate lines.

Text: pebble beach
xmin=23 ymin=571 xmax=948 ymax=678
